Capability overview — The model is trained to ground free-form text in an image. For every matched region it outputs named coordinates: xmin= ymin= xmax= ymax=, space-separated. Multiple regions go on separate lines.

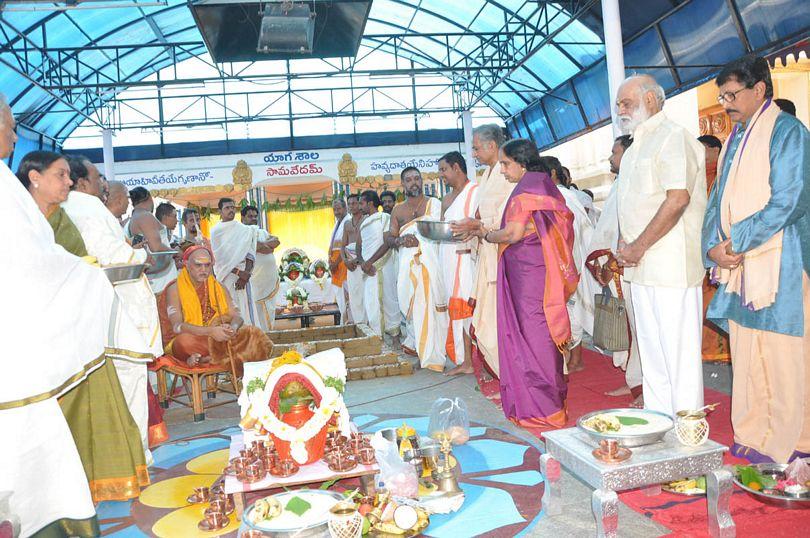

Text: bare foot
xmin=444 ymin=364 xmax=473 ymax=376
xmin=605 ymin=384 xmax=632 ymax=397
xmin=630 ymin=394 xmax=644 ymax=408
xmin=567 ymin=358 xmax=585 ymax=373
xmin=186 ymin=353 xmax=202 ymax=367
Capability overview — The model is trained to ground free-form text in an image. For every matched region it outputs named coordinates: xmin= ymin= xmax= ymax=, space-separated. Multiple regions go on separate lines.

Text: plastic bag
xmin=370 ymin=432 xmax=418 ymax=498
xmin=428 ymin=397 xmax=470 ymax=445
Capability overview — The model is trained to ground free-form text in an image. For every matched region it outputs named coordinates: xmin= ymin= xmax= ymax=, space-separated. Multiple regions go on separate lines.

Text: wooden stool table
xmin=275 ymin=305 xmax=341 ymax=328
xmin=541 ymin=428 xmax=734 ymax=538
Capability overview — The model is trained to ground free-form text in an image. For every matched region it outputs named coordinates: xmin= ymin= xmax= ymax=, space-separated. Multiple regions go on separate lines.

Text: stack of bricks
xmin=345 ymin=353 xmax=414 ymax=380
xmin=267 ymin=323 xmax=414 ymax=379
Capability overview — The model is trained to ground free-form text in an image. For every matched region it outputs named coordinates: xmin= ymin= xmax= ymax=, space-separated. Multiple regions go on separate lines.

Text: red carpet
xmin=522 ymin=349 xmax=808 ymax=537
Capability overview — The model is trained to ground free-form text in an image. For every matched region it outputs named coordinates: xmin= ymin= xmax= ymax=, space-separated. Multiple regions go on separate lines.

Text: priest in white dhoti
xmin=470 ymin=125 xmax=516 ymax=377
xmin=211 ymin=197 xmax=259 ymax=325
xmin=63 ymin=180 xmax=161 ymax=458
xmin=541 ymin=156 xmax=598 ymax=373
xmin=357 ymin=190 xmax=401 ymax=339
xmin=391 ymin=167 xmax=448 ymax=371
xmin=0 ymin=127 xmax=103 ymax=536
xmin=439 ymin=152 xmax=480 ymax=375
xmin=241 ymin=205 xmax=281 ymax=331
xmin=329 ymin=198 xmax=350 ymax=323
xmin=341 ymin=194 xmax=366 ymax=325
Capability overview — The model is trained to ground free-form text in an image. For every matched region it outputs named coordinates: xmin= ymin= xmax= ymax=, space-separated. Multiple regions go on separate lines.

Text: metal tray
xmin=102 ymin=263 xmax=146 ymax=285
xmin=734 ymin=463 xmax=810 ymax=509
xmin=577 ymin=408 xmax=674 ymax=447
xmin=242 ymin=489 xmax=344 ymax=536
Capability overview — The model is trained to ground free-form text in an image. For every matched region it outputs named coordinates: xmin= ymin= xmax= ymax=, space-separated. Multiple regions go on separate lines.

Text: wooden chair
xmin=152 ymin=355 xmax=239 ymax=422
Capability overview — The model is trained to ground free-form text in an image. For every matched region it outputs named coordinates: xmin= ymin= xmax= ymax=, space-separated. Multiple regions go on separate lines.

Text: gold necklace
xmin=409 ymin=197 xmax=426 ymax=218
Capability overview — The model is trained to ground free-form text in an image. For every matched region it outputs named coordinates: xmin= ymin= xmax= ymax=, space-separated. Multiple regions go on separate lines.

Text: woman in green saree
xmin=17 ymin=151 xmax=149 ymax=503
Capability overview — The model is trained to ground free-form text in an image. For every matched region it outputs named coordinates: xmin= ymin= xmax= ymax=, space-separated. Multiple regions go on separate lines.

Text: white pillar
xmin=102 ymin=128 xmax=115 ymax=180
xmin=601 ymin=0 xmax=625 ymax=137
xmin=461 ymin=109 xmax=476 ymax=181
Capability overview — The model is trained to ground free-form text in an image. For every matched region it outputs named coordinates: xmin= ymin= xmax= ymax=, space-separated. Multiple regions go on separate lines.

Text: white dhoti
xmin=559 ymin=185 xmax=597 ymax=349
xmin=212 ymin=219 xmax=260 ymax=325
xmin=63 ymin=191 xmax=160 ymax=455
xmin=440 ymin=182 xmax=479 ymax=365
xmin=345 ymin=242 xmax=366 ymax=325
xmin=250 ymin=227 xmax=280 ymax=331
xmin=397 ymin=199 xmax=449 ymax=370
xmin=2 ymin=400 xmax=97 ymax=536
xmin=3 ymin=164 xmax=121 ymax=534
xmin=333 ymin=283 xmax=347 ymax=323
xmin=630 ymin=283 xmax=703 ymax=416
xmin=471 ymin=163 xmax=515 ymax=376
xmin=360 ymin=212 xmax=400 ymax=337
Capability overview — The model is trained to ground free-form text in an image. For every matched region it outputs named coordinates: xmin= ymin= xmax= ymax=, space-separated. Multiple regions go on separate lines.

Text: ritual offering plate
xmin=243 ymin=489 xmax=344 ymax=536
xmin=102 ymin=263 xmax=146 ymax=285
xmin=416 ymin=220 xmax=461 ymax=242
xmin=663 ymin=476 xmax=707 ymax=496
xmin=734 ymin=464 xmax=810 ymax=509
xmin=577 ymin=408 xmax=674 ymax=447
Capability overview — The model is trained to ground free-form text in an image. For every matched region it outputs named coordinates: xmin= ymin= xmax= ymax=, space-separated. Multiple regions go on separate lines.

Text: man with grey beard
xmin=613 ymin=74 xmax=707 ymax=417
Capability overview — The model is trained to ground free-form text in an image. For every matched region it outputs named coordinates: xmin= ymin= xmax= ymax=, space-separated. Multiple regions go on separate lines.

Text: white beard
xmin=617 ymin=105 xmax=651 ymax=135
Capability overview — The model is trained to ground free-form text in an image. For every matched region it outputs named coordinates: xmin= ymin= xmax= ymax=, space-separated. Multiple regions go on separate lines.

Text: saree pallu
xmin=496 ymin=172 xmax=578 ymax=431
xmin=49 ymin=207 xmax=150 ymax=501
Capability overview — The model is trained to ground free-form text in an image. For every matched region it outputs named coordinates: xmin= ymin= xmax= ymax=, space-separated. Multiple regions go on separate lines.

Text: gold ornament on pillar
xmin=232 ymin=159 xmax=253 ymax=190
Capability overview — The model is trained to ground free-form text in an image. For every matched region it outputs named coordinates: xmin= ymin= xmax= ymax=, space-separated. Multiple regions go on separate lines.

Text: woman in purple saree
xmin=453 ymin=139 xmax=578 ymax=430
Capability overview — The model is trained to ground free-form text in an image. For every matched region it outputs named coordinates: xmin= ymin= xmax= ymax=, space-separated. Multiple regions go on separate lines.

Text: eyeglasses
xmin=717 ymin=87 xmax=750 ymax=104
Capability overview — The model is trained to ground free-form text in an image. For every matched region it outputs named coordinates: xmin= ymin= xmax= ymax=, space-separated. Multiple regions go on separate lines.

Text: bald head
xmin=105 ymin=180 xmax=130 ymax=219
xmin=0 ymin=93 xmax=18 ymax=160
xmin=615 ymin=75 xmax=666 ymax=135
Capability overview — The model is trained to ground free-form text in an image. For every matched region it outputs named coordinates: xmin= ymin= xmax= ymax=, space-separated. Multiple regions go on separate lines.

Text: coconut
xmin=393 ymin=505 xmax=418 ymax=530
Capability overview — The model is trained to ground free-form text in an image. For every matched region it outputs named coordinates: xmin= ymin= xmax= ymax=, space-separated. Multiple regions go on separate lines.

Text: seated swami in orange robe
xmin=159 ymin=245 xmax=272 ymax=377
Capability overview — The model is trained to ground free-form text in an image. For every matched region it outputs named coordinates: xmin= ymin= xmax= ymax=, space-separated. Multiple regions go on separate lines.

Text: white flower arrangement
xmin=309 ymin=259 xmax=331 ymax=290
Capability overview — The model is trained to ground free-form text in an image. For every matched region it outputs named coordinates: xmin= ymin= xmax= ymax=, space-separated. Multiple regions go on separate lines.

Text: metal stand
xmin=592 ymin=488 xmax=618 ymax=538
xmin=707 ymin=468 xmax=736 ymax=537
xmin=540 ymin=454 xmax=562 ymax=515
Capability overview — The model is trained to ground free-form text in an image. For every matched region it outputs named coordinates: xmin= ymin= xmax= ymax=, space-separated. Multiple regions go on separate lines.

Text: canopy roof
xmin=0 ymin=0 xmax=807 ymax=148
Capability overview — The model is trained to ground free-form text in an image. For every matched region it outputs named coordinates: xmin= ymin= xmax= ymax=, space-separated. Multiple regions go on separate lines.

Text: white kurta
xmin=440 ymin=182 xmax=480 ymax=365
xmin=62 ymin=191 xmax=160 ymax=454
xmin=359 ymin=211 xmax=400 ymax=337
xmin=586 ymin=181 xmax=642 ymax=388
xmin=211 ymin=219 xmax=259 ymax=325
xmin=250 ymin=226 xmax=280 ymax=331
xmin=470 ymin=163 xmax=515 ymax=376
xmin=396 ymin=198 xmax=449 ymax=370
xmin=1 ymin=163 xmax=109 ymax=535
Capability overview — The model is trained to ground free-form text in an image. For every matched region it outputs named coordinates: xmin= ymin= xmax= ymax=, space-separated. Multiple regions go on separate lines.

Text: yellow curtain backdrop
xmin=266 ymin=207 xmax=333 ymax=262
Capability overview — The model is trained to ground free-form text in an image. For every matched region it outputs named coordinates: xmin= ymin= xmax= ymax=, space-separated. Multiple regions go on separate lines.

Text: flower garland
xmin=309 ymin=259 xmax=331 ymax=291
xmin=247 ymin=351 xmax=348 ymax=464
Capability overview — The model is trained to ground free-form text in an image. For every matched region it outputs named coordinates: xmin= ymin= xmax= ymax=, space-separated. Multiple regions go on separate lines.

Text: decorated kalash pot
xmin=239 ymin=348 xmax=352 ymax=466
